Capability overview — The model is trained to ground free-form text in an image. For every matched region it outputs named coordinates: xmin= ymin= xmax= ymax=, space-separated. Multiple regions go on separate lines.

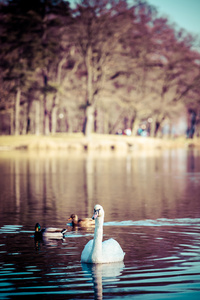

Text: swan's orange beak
xmin=92 ymin=212 xmax=98 ymax=220
xmin=68 ymin=217 xmax=72 ymax=221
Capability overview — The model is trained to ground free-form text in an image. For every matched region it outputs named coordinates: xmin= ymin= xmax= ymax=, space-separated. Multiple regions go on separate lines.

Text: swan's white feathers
xmin=81 ymin=239 xmax=94 ymax=262
xmin=81 ymin=238 xmax=124 ymax=263
xmin=81 ymin=204 xmax=125 ymax=264
xmin=102 ymin=238 xmax=125 ymax=263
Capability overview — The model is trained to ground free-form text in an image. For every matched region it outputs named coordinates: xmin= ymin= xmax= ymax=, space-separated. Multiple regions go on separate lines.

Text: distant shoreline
xmin=0 ymin=134 xmax=200 ymax=152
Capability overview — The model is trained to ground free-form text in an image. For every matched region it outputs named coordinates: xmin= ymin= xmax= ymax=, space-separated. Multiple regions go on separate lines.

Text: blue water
xmin=0 ymin=149 xmax=200 ymax=299
xmin=0 ymin=219 xmax=200 ymax=299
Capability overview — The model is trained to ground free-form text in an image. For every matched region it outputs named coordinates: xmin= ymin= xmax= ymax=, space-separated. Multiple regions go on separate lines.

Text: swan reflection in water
xmin=82 ymin=261 xmax=125 ymax=300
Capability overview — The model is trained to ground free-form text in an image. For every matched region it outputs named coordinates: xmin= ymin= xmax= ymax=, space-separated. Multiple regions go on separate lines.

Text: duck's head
xmin=68 ymin=214 xmax=78 ymax=221
xmin=92 ymin=204 xmax=104 ymax=220
xmin=35 ymin=223 xmax=41 ymax=232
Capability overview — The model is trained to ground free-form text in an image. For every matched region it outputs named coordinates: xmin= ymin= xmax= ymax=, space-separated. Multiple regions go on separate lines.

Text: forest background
xmin=0 ymin=0 xmax=200 ymax=141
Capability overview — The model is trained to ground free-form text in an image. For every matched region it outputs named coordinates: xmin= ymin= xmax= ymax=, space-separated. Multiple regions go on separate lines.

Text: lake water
xmin=0 ymin=148 xmax=200 ymax=299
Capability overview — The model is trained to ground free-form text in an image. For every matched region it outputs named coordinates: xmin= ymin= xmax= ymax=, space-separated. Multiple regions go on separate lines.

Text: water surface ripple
xmin=0 ymin=149 xmax=200 ymax=299
xmin=0 ymin=219 xmax=199 ymax=299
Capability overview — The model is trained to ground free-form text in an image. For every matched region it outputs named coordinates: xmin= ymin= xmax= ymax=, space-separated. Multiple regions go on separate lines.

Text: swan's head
xmin=92 ymin=204 xmax=104 ymax=220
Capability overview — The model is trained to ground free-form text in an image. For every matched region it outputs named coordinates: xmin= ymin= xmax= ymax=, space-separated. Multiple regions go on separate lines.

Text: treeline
xmin=0 ymin=0 xmax=200 ymax=137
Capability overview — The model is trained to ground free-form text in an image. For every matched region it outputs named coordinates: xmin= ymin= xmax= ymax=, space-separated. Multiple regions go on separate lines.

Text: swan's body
xmin=68 ymin=214 xmax=95 ymax=227
xmin=81 ymin=205 xmax=125 ymax=264
xmin=34 ymin=223 xmax=67 ymax=240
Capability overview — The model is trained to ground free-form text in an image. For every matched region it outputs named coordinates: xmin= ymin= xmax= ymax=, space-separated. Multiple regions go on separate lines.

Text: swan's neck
xmin=91 ymin=215 xmax=104 ymax=263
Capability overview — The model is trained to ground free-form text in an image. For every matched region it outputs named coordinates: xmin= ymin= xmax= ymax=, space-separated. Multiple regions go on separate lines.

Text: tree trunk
xmin=83 ymin=46 xmax=94 ymax=137
xmin=42 ymin=94 xmax=50 ymax=135
xmin=51 ymin=106 xmax=58 ymax=134
xmin=51 ymin=93 xmax=59 ymax=134
xmin=35 ymin=100 xmax=40 ymax=136
xmin=22 ymin=103 xmax=28 ymax=135
xmin=150 ymin=118 xmax=157 ymax=137
xmin=86 ymin=46 xmax=93 ymax=105
xmin=23 ymin=100 xmax=31 ymax=134
xmin=103 ymin=111 xmax=109 ymax=134
xmin=155 ymin=124 xmax=162 ymax=138
xmin=131 ymin=116 xmax=140 ymax=136
xmin=44 ymin=112 xmax=50 ymax=135
xmin=10 ymin=108 xmax=14 ymax=135
xmin=83 ymin=105 xmax=94 ymax=137
xmin=51 ymin=59 xmax=66 ymax=134
xmin=41 ymin=69 xmax=50 ymax=135
xmin=155 ymin=115 xmax=165 ymax=138
xmin=15 ymin=87 xmax=21 ymax=135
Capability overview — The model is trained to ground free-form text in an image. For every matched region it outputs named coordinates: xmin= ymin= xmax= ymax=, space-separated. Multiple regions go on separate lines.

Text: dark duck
xmin=34 ymin=223 xmax=67 ymax=240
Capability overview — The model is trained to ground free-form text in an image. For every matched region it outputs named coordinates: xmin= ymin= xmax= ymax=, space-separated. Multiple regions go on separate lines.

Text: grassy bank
xmin=0 ymin=134 xmax=199 ymax=152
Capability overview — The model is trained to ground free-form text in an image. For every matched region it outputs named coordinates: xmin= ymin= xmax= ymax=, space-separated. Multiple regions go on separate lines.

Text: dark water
xmin=0 ymin=148 xmax=200 ymax=299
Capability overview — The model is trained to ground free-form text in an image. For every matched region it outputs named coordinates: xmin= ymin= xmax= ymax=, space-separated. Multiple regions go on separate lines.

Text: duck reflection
xmin=82 ymin=262 xmax=124 ymax=300
xmin=67 ymin=222 xmax=95 ymax=234
xmin=34 ymin=223 xmax=67 ymax=250
xmin=34 ymin=236 xmax=66 ymax=250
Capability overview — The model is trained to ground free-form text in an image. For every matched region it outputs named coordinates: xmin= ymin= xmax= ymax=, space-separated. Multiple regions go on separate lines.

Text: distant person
xmin=187 ymin=111 xmax=196 ymax=138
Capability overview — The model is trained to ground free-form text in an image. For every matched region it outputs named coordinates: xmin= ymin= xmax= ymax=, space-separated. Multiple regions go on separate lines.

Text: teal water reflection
xmin=0 ymin=148 xmax=200 ymax=299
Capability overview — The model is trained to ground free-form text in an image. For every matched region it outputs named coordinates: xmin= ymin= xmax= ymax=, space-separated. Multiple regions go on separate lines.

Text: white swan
xmin=81 ymin=204 xmax=125 ymax=264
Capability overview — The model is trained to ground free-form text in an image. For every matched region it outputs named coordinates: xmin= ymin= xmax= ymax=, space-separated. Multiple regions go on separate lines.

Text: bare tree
xmin=69 ymin=0 xmax=132 ymax=136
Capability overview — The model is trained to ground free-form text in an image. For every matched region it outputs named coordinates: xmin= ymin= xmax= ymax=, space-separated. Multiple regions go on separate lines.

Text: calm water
xmin=0 ymin=148 xmax=200 ymax=300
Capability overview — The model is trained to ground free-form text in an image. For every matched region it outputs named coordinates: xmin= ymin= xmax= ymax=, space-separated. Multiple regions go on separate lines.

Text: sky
xmin=147 ymin=0 xmax=200 ymax=36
